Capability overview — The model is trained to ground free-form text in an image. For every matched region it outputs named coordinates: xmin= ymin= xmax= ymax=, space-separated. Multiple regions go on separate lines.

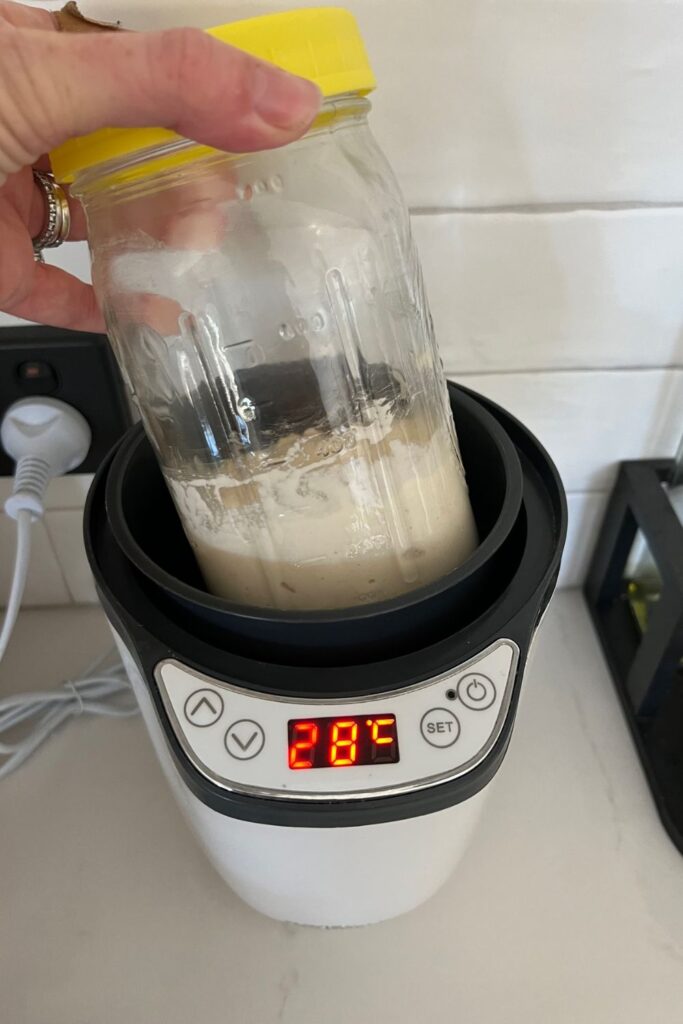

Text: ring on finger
xmin=32 ymin=170 xmax=71 ymax=264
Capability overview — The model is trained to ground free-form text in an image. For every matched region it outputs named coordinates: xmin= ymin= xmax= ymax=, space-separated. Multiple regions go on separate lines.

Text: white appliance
xmin=86 ymin=384 xmax=566 ymax=926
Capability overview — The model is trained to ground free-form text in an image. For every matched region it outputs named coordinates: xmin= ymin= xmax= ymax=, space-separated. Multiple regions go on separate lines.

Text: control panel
xmin=155 ymin=639 xmax=519 ymax=802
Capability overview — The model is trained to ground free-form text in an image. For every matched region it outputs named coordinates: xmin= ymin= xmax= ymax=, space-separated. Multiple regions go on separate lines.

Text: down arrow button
xmin=225 ymin=719 xmax=266 ymax=760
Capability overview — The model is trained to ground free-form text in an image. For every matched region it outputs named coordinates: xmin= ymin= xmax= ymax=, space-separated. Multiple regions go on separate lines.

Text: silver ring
xmin=32 ymin=170 xmax=71 ymax=263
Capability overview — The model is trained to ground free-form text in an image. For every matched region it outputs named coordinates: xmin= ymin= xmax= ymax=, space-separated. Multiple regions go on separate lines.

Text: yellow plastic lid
xmin=51 ymin=7 xmax=375 ymax=184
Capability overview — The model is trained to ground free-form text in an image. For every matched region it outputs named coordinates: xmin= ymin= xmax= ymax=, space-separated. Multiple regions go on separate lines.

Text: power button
xmin=458 ymin=674 xmax=496 ymax=711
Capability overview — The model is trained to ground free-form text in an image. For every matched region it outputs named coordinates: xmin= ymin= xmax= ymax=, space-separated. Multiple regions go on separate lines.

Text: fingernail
xmin=252 ymin=63 xmax=322 ymax=130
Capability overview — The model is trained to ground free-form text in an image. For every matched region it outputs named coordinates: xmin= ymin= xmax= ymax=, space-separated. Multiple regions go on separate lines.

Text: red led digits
xmin=329 ymin=720 xmax=358 ymax=766
xmin=287 ymin=714 xmax=399 ymax=769
xmin=369 ymin=717 xmax=395 ymax=745
xmin=289 ymin=721 xmax=319 ymax=769
xmin=367 ymin=716 xmax=397 ymax=764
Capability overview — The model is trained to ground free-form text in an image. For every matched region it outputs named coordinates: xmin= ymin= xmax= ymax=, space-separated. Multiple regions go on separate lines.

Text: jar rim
xmin=68 ymin=94 xmax=371 ymax=197
xmin=50 ymin=8 xmax=376 ymax=185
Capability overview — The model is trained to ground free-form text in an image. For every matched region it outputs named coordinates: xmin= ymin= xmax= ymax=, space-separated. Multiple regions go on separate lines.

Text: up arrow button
xmin=183 ymin=689 xmax=224 ymax=727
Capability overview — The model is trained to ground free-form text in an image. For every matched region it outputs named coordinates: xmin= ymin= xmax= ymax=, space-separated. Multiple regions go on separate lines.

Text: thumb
xmin=0 ymin=24 xmax=322 ymax=178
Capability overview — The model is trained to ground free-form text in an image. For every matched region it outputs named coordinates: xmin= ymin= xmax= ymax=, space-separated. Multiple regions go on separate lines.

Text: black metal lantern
xmin=585 ymin=457 xmax=683 ymax=854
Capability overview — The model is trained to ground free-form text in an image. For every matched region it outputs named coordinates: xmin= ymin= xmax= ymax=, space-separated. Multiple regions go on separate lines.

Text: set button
xmin=420 ymin=708 xmax=460 ymax=748
xmin=457 ymin=674 xmax=496 ymax=711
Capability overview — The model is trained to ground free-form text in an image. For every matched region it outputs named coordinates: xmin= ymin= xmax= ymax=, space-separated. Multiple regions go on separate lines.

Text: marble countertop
xmin=1 ymin=591 xmax=682 ymax=1024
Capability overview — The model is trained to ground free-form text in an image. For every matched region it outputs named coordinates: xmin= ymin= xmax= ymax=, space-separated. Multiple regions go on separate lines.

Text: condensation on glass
xmin=74 ymin=96 xmax=478 ymax=610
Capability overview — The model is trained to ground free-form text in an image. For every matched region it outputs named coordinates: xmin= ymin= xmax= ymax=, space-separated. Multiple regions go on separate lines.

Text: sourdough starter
xmin=168 ymin=406 xmax=478 ymax=611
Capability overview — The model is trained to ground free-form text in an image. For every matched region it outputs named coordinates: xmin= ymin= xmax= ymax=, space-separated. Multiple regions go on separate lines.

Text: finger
xmin=120 ymin=292 xmax=184 ymax=337
xmin=0 ymin=201 xmax=99 ymax=327
xmin=0 ymin=2 xmax=54 ymax=30
xmin=0 ymin=26 xmax=322 ymax=177
xmin=6 ymin=262 xmax=104 ymax=332
xmin=160 ymin=167 xmax=237 ymax=250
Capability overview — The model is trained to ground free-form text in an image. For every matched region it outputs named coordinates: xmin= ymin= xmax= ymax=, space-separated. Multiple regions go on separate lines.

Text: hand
xmin=0 ymin=1 xmax=321 ymax=331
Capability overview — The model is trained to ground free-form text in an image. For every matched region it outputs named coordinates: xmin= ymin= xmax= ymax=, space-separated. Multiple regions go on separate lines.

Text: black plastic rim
xmin=105 ymin=387 xmax=523 ymax=628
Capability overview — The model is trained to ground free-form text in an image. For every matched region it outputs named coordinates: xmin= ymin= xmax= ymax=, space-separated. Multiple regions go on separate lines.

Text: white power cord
xmin=0 ymin=397 xmax=91 ymax=662
xmin=0 ymin=509 xmax=32 ymax=663
xmin=0 ymin=648 xmax=138 ymax=779
xmin=0 ymin=397 xmax=139 ymax=776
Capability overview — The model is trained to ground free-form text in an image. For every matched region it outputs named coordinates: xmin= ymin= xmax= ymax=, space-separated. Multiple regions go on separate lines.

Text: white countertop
xmin=1 ymin=591 xmax=682 ymax=1024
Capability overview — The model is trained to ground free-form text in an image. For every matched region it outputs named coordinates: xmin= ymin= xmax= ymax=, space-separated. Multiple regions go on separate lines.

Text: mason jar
xmin=52 ymin=7 xmax=477 ymax=611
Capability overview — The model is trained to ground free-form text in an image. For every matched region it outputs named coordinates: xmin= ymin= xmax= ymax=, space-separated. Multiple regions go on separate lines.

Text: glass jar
xmin=53 ymin=8 xmax=477 ymax=611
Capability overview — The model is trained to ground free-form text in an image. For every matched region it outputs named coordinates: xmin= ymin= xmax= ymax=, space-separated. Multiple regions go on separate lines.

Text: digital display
xmin=288 ymin=715 xmax=399 ymax=769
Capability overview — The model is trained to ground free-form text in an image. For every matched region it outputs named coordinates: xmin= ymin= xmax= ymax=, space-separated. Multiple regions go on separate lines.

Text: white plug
xmin=1 ymin=398 xmax=91 ymax=520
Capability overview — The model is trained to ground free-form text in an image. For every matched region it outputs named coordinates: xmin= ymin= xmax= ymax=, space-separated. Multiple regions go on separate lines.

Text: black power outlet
xmin=0 ymin=325 xmax=132 ymax=477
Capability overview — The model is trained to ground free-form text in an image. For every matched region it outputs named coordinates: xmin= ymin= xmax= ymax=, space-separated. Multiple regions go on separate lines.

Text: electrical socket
xmin=0 ymin=325 xmax=131 ymax=477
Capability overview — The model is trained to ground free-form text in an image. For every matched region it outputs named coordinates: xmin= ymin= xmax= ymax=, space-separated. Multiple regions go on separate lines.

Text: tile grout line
xmin=42 ymin=513 xmax=78 ymax=605
xmin=1 ymin=489 xmax=607 ymax=609
xmin=446 ymin=364 xmax=683 ymax=377
xmin=410 ymin=202 xmax=683 ymax=216
xmin=1 ymin=490 xmax=608 ymax=524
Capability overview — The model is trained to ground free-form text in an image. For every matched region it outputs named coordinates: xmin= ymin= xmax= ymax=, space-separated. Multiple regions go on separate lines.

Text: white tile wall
xmin=0 ymin=476 xmax=94 ymax=608
xmin=1 ymin=0 xmax=682 ymax=606
xmin=0 ymin=515 xmax=70 ymax=607
xmin=415 ymin=211 xmax=683 ymax=373
xmin=44 ymin=511 xmax=98 ymax=604
xmin=455 ymin=369 xmax=683 ymax=492
xmin=0 ymin=474 xmax=93 ymax=512
xmin=559 ymin=492 xmax=609 ymax=589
